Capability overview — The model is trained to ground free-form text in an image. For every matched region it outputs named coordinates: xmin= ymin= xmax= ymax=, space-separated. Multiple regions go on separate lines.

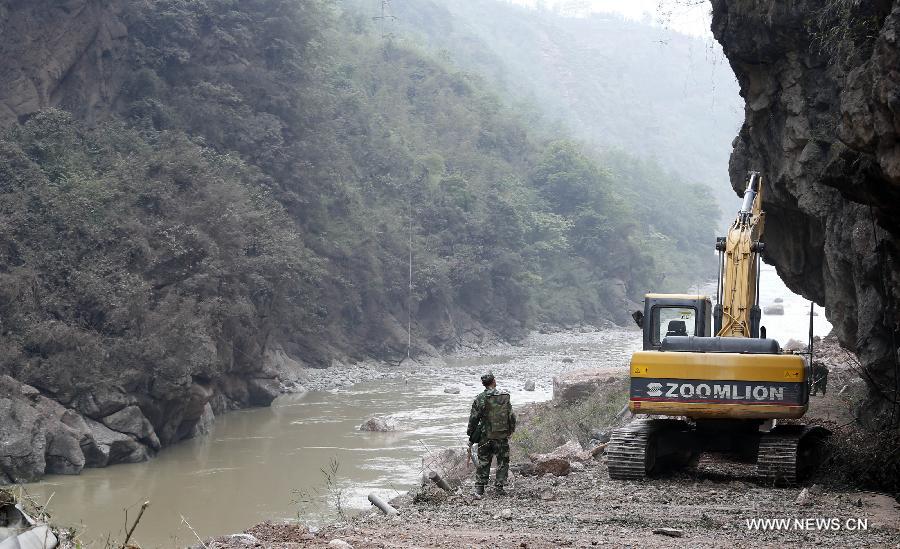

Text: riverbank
xmin=220 ymin=462 xmax=899 ymax=548
xmin=19 ymin=327 xmax=640 ymax=547
xmin=202 ymin=334 xmax=900 ymax=549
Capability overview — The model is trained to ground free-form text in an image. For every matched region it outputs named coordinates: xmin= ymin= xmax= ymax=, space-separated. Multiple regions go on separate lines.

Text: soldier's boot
xmin=474 ymin=485 xmax=485 ymax=498
xmin=494 ymin=485 xmax=506 ymax=496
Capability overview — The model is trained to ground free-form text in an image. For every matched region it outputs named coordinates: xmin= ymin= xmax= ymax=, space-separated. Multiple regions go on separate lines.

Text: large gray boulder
xmin=86 ymin=419 xmax=149 ymax=466
xmin=0 ymin=375 xmax=88 ymax=481
xmin=71 ymin=384 xmax=134 ymax=418
xmin=0 ymin=387 xmax=46 ymax=483
xmin=552 ymin=368 xmax=622 ymax=405
xmin=247 ymin=378 xmax=281 ymax=406
xmin=101 ymin=405 xmax=160 ymax=450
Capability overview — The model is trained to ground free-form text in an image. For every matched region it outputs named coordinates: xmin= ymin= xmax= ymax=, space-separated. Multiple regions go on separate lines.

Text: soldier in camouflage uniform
xmin=467 ymin=373 xmax=516 ymax=497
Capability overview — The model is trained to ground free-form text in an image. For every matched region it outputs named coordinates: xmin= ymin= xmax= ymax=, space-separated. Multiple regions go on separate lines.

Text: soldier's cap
xmin=480 ymin=373 xmax=495 ymax=386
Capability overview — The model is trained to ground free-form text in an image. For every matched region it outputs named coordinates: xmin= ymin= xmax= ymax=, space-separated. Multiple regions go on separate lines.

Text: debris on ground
xmin=652 ymin=528 xmax=683 ymax=538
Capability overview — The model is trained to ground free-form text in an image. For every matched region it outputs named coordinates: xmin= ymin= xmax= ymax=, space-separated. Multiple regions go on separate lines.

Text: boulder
xmin=248 ymin=378 xmax=281 ymax=406
xmin=524 ymin=380 xmax=536 ymax=391
xmin=525 ymin=440 xmax=594 ymax=477
xmin=43 ymin=427 xmax=86 ymax=476
xmin=71 ymin=385 xmax=133 ymax=418
xmin=229 ymin=534 xmax=260 ymax=546
xmin=532 ymin=440 xmax=592 ymax=464
xmin=327 ymin=540 xmax=352 ymax=549
xmin=33 ymin=394 xmax=90 ymax=475
xmin=0 ymin=376 xmax=91 ymax=480
xmin=443 ymin=387 xmax=461 ymax=395
xmin=589 ymin=429 xmax=612 ymax=444
xmin=86 ymin=418 xmax=149 ymax=466
xmin=183 ymin=382 xmax=214 ymax=421
xmin=190 ymin=403 xmax=216 ymax=438
xmin=0 ymin=388 xmax=47 ymax=483
xmin=219 ymin=375 xmax=250 ymax=406
xmin=101 ymin=405 xmax=161 ymax=450
xmin=530 ymin=456 xmax=570 ymax=476
xmin=552 ymin=369 xmax=621 ymax=404
xmin=763 ymin=304 xmax=785 ymax=315
xmin=795 ymin=487 xmax=812 ymax=506
xmin=359 ymin=416 xmax=395 ymax=432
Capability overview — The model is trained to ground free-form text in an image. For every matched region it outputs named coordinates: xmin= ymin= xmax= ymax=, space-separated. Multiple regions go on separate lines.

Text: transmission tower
xmin=373 ymin=0 xmax=397 ymax=41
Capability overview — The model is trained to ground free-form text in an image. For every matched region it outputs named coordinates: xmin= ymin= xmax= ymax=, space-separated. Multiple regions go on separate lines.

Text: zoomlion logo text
xmin=645 ymin=382 xmax=785 ymax=401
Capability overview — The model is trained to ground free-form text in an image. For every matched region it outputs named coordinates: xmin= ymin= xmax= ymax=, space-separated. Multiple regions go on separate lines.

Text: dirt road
xmin=210 ymin=453 xmax=898 ymax=548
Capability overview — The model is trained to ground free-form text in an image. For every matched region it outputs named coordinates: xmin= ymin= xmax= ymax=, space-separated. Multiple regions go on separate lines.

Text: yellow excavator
xmin=607 ymin=171 xmax=828 ymax=485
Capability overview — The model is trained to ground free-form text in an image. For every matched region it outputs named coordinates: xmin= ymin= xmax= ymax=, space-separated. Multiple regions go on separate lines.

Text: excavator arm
xmin=715 ymin=171 xmax=766 ymax=338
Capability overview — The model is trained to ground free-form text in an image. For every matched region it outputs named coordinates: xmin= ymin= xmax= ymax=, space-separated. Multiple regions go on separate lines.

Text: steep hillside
xmin=0 ymin=0 xmax=720 ymax=481
xmin=711 ymin=0 xmax=900 ymax=429
xmin=352 ymin=0 xmax=742 ymax=213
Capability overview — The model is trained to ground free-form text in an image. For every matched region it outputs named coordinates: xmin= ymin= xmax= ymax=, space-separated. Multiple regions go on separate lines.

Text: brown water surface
xmin=26 ymin=330 xmax=641 ymax=547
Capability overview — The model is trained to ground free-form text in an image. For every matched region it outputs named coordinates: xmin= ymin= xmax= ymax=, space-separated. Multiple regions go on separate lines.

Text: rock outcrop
xmin=0 ymin=0 xmax=128 ymax=126
xmin=711 ymin=0 xmax=900 ymax=428
xmin=0 ymin=375 xmax=148 ymax=483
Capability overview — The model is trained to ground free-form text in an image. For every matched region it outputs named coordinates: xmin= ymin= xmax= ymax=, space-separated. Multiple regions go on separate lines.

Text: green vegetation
xmin=0 ymin=0 xmax=720 ymax=395
xmin=365 ymin=0 xmax=741 ymax=214
xmin=511 ymin=380 xmax=629 ymax=460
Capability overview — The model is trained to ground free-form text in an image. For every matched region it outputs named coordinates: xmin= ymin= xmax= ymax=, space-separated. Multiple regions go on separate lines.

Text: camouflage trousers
xmin=475 ymin=438 xmax=510 ymax=487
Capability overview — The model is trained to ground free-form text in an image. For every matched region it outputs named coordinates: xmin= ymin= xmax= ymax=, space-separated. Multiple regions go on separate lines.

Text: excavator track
xmin=607 ymin=419 xmax=694 ymax=480
xmin=757 ymin=433 xmax=800 ymax=486
xmin=607 ymin=420 xmax=654 ymax=480
xmin=757 ymin=425 xmax=830 ymax=486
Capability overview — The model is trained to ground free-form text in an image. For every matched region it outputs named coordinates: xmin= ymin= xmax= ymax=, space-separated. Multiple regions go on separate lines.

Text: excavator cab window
xmin=641 ymin=294 xmax=711 ymax=350
xmin=652 ymin=307 xmax=696 ymax=345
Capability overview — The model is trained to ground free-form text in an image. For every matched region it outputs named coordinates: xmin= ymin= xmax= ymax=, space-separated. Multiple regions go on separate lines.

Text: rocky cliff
xmin=711 ymin=0 xmax=900 ymax=428
xmin=0 ymin=0 xmax=127 ymax=126
xmin=2 ymin=0 xmax=659 ymax=484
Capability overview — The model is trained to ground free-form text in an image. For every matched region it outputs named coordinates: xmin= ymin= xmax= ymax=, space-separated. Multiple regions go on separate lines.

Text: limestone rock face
xmin=711 ymin=0 xmax=900 ymax=427
xmin=0 ymin=0 xmax=128 ymax=126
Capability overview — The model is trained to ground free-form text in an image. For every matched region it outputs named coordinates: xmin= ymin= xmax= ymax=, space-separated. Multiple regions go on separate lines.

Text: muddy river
xmin=25 ymin=330 xmax=640 ymax=547
xmin=24 ymin=276 xmax=832 ymax=547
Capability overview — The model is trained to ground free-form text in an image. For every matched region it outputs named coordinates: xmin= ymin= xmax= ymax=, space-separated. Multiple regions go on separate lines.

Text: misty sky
xmin=507 ymin=0 xmax=713 ymax=37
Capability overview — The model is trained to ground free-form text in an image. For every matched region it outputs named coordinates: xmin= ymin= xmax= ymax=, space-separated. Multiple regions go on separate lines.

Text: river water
xmin=24 ymin=330 xmax=640 ymax=547
xmin=23 ymin=274 xmax=832 ymax=547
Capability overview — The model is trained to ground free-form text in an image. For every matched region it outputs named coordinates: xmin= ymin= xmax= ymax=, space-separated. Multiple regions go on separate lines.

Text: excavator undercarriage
xmin=607 ymin=418 xmax=830 ymax=485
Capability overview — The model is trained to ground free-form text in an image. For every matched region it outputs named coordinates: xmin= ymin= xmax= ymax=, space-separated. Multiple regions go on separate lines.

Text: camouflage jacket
xmin=466 ymin=388 xmax=516 ymax=443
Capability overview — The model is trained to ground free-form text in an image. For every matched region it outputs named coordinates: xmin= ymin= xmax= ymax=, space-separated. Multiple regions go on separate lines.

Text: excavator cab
xmin=632 ymin=294 xmax=713 ymax=351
